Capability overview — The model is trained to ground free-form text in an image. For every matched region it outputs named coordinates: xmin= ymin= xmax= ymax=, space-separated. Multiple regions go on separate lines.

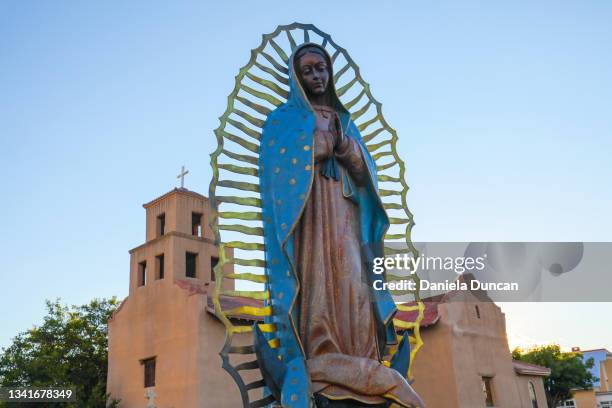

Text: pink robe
xmin=293 ymin=105 xmax=423 ymax=407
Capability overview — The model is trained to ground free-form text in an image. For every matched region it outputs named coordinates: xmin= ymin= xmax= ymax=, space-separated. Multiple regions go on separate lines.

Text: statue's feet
xmin=314 ymin=394 xmax=388 ymax=408
xmin=308 ymin=354 xmax=425 ymax=408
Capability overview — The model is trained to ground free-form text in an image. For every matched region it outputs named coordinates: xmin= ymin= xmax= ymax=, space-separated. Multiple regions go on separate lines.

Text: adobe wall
xmin=411 ymin=316 xmax=459 ymax=406
xmin=107 ymin=285 xmax=254 ymax=407
xmin=573 ymin=389 xmax=597 ymax=407
xmin=445 ymin=297 xmax=521 ymax=407
xmin=601 ymin=359 xmax=612 ymax=392
xmin=515 ymin=374 xmax=549 ymax=408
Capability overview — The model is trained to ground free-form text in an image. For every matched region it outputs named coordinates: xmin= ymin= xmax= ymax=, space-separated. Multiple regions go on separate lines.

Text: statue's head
xmin=295 ymin=45 xmax=330 ymax=102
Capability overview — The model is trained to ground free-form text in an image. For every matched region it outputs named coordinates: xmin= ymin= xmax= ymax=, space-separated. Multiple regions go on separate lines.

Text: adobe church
xmin=106 ymin=187 xmax=246 ymax=407
xmin=107 ymin=186 xmax=551 ymax=408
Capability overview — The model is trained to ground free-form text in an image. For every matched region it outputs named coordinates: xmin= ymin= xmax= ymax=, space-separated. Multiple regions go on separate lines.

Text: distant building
xmin=583 ymin=349 xmax=612 ymax=391
xmin=559 ymin=348 xmax=612 ymax=408
xmin=107 ymin=189 xmax=551 ymax=407
xmin=400 ymin=285 xmax=550 ymax=407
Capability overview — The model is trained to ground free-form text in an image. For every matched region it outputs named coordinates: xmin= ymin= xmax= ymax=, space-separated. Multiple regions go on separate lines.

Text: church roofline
xmin=142 ymin=187 xmax=209 ymax=208
xmin=128 ymin=230 xmax=215 ymax=254
xmin=512 ymin=360 xmax=552 ymax=377
xmin=395 ymin=273 xmax=496 ymax=330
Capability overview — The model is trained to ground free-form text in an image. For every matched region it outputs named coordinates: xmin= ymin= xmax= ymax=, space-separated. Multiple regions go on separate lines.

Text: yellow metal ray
xmin=218 ymin=224 xmax=264 ymax=236
xmin=368 ymin=139 xmax=392 ymax=154
xmin=224 ymin=305 xmax=272 ymax=317
xmin=351 ymin=100 xmax=373 ymax=121
xmin=241 ymin=83 xmax=283 ymax=107
xmin=218 ymin=163 xmax=259 ymax=177
xmin=384 ymin=233 xmax=406 ymax=240
xmin=218 ymin=211 xmax=262 ymax=221
xmin=215 ymin=195 xmax=261 ymax=207
xmin=221 ymin=130 xmax=259 ymax=153
xmin=225 ymin=119 xmax=261 ymax=143
xmin=269 ymin=39 xmax=289 ymax=64
xmin=363 ymin=127 xmax=385 ymax=143
xmin=258 ymin=323 xmax=276 ymax=333
xmin=357 ymin=116 xmax=379 ymax=131
xmin=378 ymin=174 xmax=401 ymax=183
xmin=229 ymin=258 xmax=266 ymax=267
xmin=373 ymin=151 xmax=394 ymax=161
xmin=221 ymin=149 xmax=258 ymax=166
xmin=333 ymin=63 xmax=351 ymax=83
xmin=224 ymin=272 xmax=268 ymax=283
xmin=383 ymin=202 xmax=403 ymax=210
xmin=225 ymin=241 xmax=265 ymax=251
xmin=376 ymin=161 xmax=397 ymax=171
xmin=254 ymin=61 xmax=289 ymax=86
xmin=235 ymin=95 xmax=272 ymax=117
xmin=221 ymin=290 xmax=270 ymax=301
xmin=336 ymin=76 xmax=358 ymax=97
xmin=379 ymin=189 xmax=402 ymax=197
xmin=389 ymin=217 xmax=410 ymax=224
xmin=344 ymin=88 xmax=366 ymax=110
xmin=259 ymin=50 xmax=288 ymax=75
xmin=233 ymin=108 xmax=265 ymax=129
xmin=245 ymin=72 xmax=289 ymax=100
xmin=217 ymin=180 xmax=260 ymax=193
xmin=286 ymin=30 xmax=297 ymax=50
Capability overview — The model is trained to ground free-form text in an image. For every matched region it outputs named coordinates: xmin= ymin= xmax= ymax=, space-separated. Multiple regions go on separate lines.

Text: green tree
xmin=512 ymin=344 xmax=596 ymax=408
xmin=0 ymin=298 xmax=120 ymax=408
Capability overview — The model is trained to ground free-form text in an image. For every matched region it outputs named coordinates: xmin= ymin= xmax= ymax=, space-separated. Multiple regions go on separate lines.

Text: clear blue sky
xmin=1 ymin=1 xmax=611 ymax=351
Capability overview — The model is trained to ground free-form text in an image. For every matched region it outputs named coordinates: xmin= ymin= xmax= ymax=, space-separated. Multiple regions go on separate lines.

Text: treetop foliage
xmin=512 ymin=344 xmax=596 ymax=408
xmin=0 ymin=298 xmax=120 ymax=408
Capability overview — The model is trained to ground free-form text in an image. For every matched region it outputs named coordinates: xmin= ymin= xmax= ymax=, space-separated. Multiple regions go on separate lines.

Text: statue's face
xmin=298 ymin=52 xmax=329 ymax=97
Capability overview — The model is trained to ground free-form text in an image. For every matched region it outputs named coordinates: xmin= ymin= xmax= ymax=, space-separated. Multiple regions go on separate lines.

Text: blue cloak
xmin=257 ymin=43 xmax=399 ymax=407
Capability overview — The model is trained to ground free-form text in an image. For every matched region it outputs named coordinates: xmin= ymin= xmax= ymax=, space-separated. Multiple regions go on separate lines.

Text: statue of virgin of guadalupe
xmin=257 ymin=43 xmax=425 ymax=408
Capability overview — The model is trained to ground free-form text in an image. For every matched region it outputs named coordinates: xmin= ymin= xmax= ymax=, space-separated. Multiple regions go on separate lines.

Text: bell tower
xmin=129 ymin=187 xmax=219 ymax=293
xmin=107 ymin=186 xmax=240 ymax=407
